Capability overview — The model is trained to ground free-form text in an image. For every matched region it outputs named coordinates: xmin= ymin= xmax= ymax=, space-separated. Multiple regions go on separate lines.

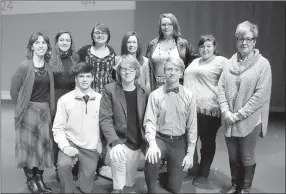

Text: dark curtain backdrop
xmin=135 ymin=1 xmax=285 ymax=110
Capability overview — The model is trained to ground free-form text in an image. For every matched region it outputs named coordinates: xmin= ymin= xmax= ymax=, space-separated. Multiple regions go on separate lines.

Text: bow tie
xmin=83 ymin=95 xmax=90 ymax=104
xmin=166 ymin=87 xmax=179 ymax=94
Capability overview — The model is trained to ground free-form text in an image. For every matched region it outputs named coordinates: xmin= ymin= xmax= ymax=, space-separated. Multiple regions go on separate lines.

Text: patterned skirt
xmin=15 ymin=102 xmax=54 ymax=169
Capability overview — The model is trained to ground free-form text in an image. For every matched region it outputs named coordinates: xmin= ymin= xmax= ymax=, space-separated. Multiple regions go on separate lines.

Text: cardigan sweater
xmin=10 ymin=59 xmax=55 ymax=130
xmin=184 ymin=56 xmax=228 ymax=117
xmin=218 ymin=50 xmax=272 ymax=137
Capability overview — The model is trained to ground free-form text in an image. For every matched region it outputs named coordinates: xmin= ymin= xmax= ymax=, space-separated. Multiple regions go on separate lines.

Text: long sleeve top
xmin=184 ymin=56 xmax=228 ymax=117
xmin=143 ymin=85 xmax=197 ymax=154
xmin=218 ymin=49 xmax=272 ymax=137
xmin=52 ymin=87 xmax=102 ymax=151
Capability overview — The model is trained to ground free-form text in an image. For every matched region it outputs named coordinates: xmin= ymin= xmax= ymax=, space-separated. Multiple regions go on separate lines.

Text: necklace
xmin=158 ymin=39 xmax=176 ymax=64
xmin=34 ymin=65 xmax=47 ymax=76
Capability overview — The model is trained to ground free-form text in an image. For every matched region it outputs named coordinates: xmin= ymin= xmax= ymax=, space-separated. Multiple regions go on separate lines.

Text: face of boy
xmin=75 ymin=72 xmax=93 ymax=91
xmin=164 ymin=63 xmax=182 ymax=85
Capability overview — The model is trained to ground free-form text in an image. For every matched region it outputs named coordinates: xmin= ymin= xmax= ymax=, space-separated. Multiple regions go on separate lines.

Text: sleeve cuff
xmin=110 ymin=139 xmax=121 ymax=147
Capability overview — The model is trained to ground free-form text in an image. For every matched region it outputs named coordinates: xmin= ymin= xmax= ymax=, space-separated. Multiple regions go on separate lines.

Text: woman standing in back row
xmin=146 ymin=13 xmax=199 ymax=91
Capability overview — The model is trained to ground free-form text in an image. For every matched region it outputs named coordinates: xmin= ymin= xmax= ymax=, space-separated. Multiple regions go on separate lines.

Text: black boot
xmin=222 ymin=161 xmax=242 ymax=194
xmin=24 ymin=167 xmax=40 ymax=194
xmin=34 ymin=169 xmax=52 ymax=193
xmin=240 ymin=164 xmax=256 ymax=194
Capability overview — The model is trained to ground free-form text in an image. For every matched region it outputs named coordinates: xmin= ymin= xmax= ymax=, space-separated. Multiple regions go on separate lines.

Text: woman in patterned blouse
xmin=77 ymin=23 xmax=117 ymax=93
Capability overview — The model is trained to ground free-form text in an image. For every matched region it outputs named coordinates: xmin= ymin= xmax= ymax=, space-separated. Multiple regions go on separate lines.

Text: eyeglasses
xmin=93 ymin=31 xmax=108 ymax=37
xmin=237 ymin=37 xmax=255 ymax=43
xmin=120 ymin=67 xmax=136 ymax=73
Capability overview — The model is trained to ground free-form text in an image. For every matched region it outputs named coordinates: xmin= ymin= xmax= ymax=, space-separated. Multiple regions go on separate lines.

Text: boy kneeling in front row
xmin=52 ymin=62 xmax=102 ymax=193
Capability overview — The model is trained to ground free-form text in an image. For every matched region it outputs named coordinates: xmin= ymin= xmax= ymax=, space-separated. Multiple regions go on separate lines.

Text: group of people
xmin=10 ymin=12 xmax=272 ymax=194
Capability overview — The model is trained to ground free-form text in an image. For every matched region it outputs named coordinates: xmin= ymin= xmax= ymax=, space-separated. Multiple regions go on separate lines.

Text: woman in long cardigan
xmin=218 ymin=21 xmax=272 ymax=194
xmin=10 ymin=32 xmax=55 ymax=194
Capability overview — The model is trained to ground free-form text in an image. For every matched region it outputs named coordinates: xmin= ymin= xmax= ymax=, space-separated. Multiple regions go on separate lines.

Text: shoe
xmin=26 ymin=179 xmax=40 ymax=194
xmin=111 ymin=189 xmax=123 ymax=193
xmin=23 ymin=167 xmax=40 ymax=194
xmin=192 ymin=176 xmax=208 ymax=186
xmin=34 ymin=171 xmax=52 ymax=193
xmin=220 ymin=161 xmax=242 ymax=194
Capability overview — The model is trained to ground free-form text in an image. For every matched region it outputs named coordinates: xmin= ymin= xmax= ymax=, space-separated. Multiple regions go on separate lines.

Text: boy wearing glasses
xmin=144 ymin=57 xmax=197 ymax=193
xmin=99 ymin=55 xmax=149 ymax=193
xmin=52 ymin=62 xmax=102 ymax=193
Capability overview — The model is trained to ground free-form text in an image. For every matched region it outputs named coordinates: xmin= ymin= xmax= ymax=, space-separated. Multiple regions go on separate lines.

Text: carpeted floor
xmin=1 ymin=100 xmax=285 ymax=193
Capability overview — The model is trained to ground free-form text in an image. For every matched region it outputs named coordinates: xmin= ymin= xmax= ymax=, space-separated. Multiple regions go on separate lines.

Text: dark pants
xmin=57 ymin=142 xmax=100 ymax=193
xmin=144 ymin=134 xmax=186 ymax=194
xmin=196 ymin=113 xmax=221 ymax=177
xmin=225 ymin=124 xmax=261 ymax=167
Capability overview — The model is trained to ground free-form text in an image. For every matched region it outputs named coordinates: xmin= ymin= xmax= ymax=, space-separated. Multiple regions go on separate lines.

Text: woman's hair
xmin=72 ymin=62 xmax=94 ymax=77
xmin=90 ymin=23 xmax=111 ymax=46
xmin=26 ymin=31 xmax=52 ymax=62
xmin=198 ymin=34 xmax=219 ymax=55
xmin=158 ymin=13 xmax=181 ymax=40
xmin=116 ymin=55 xmax=141 ymax=84
xmin=164 ymin=57 xmax=185 ymax=73
xmin=235 ymin=21 xmax=258 ymax=39
xmin=52 ymin=30 xmax=79 ymax=73
xmin=120 ymin=31 xmax=143 ymax=65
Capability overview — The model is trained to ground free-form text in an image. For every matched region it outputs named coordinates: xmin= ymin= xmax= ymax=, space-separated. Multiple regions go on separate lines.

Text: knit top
xmin=184 ymin=56 xmax=228 ymax=117
xmin=218 ymin=49 xmax=272 ymax=137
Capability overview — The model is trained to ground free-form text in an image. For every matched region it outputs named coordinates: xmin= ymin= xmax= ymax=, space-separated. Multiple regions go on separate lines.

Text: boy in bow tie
xmin=52 ymin=62 xmax=102 ymax=193
xmin=144 ymin=57 xmax=198 ymax=193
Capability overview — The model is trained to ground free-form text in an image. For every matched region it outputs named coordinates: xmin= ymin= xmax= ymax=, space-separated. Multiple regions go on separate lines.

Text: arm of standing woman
xmin=10 ymin=63 xmax=27 ymax=104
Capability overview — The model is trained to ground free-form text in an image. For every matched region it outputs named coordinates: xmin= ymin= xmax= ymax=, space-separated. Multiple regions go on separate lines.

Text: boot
xmin=222 ymin=161 xmax=242 ymax=194
xmin=240 ymin=164 xmax=256 ymax=194
xmin=24 ymin=167 xmax=40 ymax=194
xmin=34 ymin=169 xmax=52 ymax=193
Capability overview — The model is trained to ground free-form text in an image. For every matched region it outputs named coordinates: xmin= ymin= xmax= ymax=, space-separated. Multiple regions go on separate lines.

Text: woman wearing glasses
xmin=146 ymin=13 xmax=199 ymax=91
xmin=77 ymin=23 xmax=117 ymax=93
xmin=218 ymin=21 xmax=272 ymax=194
xmin=184 ymin=34 xmax=227 ymax=187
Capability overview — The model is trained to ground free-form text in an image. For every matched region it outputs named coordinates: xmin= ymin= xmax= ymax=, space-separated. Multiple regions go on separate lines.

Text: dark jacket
xmin=10 ymin=59 xmax=55 ymax=130
xmin=146 ymin=36 xmax=199 ymax=91
xmin=99 ymin=82 xmax=149 ymax=151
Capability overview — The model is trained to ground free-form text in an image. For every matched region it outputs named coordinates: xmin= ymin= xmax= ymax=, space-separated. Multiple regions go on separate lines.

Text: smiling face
xmin=57 ymin=33 xmax=71 ymax=52
xmin=199 ymin=40 xmax=215 ymax=60
xmin=160 ymin=17 xmax=174 ymax=38
xmin=236 ymin=31 xmax=256 ymax=57
xmin=126 ymin=35 xmax=138 ymax=55
xmin=93 ymin=28 xmax=108 ymax=45
xmin=31 ymin=36 xmax=48 ymax=58
xmin=75 ymin=72 xmax=93 ymax=91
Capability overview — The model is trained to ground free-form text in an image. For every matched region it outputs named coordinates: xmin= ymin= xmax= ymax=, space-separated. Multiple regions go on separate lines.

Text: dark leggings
xmin=196 ymin=113 xmax=221 ymax=177
xmin=225 ymin=124 xmax=261 ymax=166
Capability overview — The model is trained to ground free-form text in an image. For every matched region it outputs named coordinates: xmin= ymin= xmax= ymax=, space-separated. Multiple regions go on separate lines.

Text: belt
xmin=158 ymin=132 xmax=185 ymax=140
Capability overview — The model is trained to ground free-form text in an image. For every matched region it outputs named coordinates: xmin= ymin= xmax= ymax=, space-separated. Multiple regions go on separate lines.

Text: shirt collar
xmin=74 ymin=87 xmax=96 ymax=100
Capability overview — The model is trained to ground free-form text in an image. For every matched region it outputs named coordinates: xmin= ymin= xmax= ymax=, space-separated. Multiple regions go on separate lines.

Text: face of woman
xmin=57 ymin=33 xmax=71 ymax=52
xmin=161 ymin=18 xmax=174 ymax=38
xmin=126 ymin=36 xmax=138 ymax=55
xmin=199 ymin=40 xmax=215 ymax=60
xmin=236 ymin=31 xmax=256 ymax=57
xmin=31 ymin=36 xmax=48 ymax=58
xmin=93 ymin=28 xmax=108 ymax=45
